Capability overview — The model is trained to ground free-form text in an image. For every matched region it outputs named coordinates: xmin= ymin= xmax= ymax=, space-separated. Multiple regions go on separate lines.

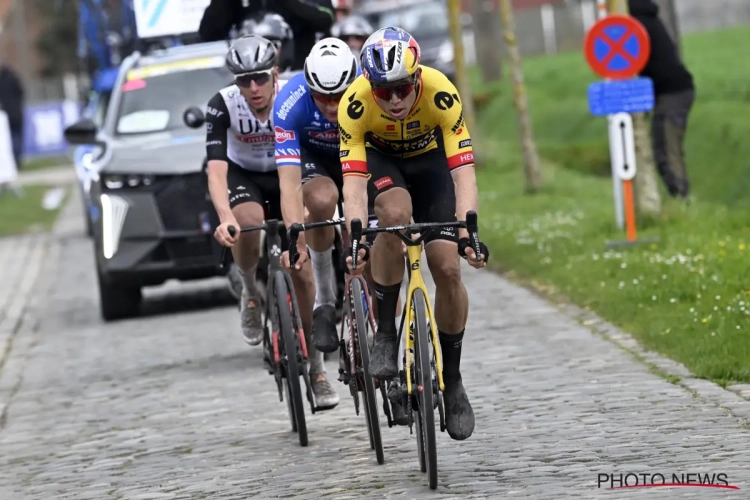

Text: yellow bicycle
xmin=350 ymin=211 xmax=482 ymax=490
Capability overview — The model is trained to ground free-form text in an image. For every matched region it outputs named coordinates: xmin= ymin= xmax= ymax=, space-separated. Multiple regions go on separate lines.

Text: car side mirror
xmin=64 ymin=118 xmax=99 ymax=145
xmin=183 ymin=107 xmax=206 ymax=129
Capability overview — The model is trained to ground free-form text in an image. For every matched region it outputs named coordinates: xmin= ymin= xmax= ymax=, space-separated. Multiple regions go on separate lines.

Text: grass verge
xmin=0 ymin=185 xmax=68 ymax=236
xmin=20 ymin=155 xmax=71 ymax=172
xmin=474 ymin=26 xmax=750 ymax=384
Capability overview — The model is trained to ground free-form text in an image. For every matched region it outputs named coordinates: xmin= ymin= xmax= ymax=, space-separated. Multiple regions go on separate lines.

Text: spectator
xmin=198 ymin=0 xmax=335 ymax=71
xmin=0 ymin=65 xmax=25 ymax=170
xmin=628 ymin=0 xmax=695 ymax=199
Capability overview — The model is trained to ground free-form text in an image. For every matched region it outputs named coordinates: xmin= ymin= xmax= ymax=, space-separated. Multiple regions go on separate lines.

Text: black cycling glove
xmin=341 ymin=243 xmax=371 ymax=274
xmin=458 ymin=238 xmax=489 ymax=264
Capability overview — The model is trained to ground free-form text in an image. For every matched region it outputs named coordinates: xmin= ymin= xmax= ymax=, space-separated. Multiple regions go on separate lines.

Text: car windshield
xmin=373 ymin=2 xmax=449 ymax=38
xmin=115 ymin=63 xmax=233 ymax=135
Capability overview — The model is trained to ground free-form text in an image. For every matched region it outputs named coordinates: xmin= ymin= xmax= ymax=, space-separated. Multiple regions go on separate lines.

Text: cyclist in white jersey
xmin=205 ymin=35 xmax=335 ymax=405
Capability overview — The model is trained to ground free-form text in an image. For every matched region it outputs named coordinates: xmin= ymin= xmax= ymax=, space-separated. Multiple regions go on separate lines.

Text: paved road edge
xmin=490 ymin=268 xmax=750 ymax=425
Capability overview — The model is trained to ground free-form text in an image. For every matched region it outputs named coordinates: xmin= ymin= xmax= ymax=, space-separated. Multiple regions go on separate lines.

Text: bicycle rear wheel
xmin=351 ymin=278 xmax=384 ymax=465
xmin=412 ymin=289 xmax=438 ymax=489
xmin=275 ymin=271 xmax=308 ymax=447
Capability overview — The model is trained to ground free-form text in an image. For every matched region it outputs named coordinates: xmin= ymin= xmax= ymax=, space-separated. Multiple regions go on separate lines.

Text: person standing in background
xmin=0 ymin=65 xmax=25 ymax=170
xmin=628 ymin=0 xmax=695 ymax=199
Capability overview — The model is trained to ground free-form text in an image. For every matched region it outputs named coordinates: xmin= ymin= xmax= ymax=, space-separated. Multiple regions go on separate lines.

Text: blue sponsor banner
xmin=22 ymin=101 xmax=83 ymax=157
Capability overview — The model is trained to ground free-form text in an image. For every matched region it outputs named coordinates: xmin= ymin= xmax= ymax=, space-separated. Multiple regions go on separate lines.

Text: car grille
xmin=164 ymin=236 xmax=215 ymax=262
xmin=153 ymin=173 xmax=211 ymax=232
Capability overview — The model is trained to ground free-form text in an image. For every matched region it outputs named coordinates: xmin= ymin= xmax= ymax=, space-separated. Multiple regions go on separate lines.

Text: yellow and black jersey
xmin=337 ymin=66 xmax=475 ymax=177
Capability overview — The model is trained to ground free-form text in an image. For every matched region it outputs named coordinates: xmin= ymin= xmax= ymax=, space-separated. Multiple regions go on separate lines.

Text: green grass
xmin=21 ymin=155 xmax=71 ymax=172
xmin=0 ymin=185 xmax=68 ymax=236
xmin=474 ymin=25 xmax=750 ymax=207
xmin=473 ymin=26 xmax=750 ymax=384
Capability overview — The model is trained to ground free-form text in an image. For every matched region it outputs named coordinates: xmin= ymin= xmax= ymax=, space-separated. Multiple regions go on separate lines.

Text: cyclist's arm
xmin=273 ymin=96 xmax=306 ymax=244
xmin=437 ymin=83 xmax=477 ymax=241
xmin=205 ymin=93 xmax=233 ymax=223
xmin=339 ymin=95 xmax=369 ymax=242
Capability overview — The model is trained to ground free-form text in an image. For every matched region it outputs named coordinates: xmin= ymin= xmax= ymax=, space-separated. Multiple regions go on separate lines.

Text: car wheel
xmin=96 ymin=268 xmax=141 ymax=321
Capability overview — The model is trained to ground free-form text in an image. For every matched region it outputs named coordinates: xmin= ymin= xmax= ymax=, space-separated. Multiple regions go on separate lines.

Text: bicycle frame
xmin=350 ymin=213 xmax=482 ymax=398
xmin=289 ymin=217 xmax=379 ymax=380
xmin=221 ymin=220 xmax=309 ymax=363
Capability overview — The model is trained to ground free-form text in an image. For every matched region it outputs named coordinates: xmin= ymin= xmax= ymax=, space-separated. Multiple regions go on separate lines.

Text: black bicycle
xmin=220 ymin=220 xmax=314 ymax=447
xmin=289 ymin=217 xmax=390 ymax=465
xmin=349 ymin=212 xmax=482 ymax=489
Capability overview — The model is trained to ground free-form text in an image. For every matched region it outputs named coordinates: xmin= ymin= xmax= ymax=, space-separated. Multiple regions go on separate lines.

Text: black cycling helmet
xmin=239 ymin=12 xmax=293 ymax=46
xmin=225 ymin=34 xmax=278 ymax=75
xmin=238 ymin=13 xmax=295 ymax=70
xmin=331 ymin=15 xmax=373 ymax=39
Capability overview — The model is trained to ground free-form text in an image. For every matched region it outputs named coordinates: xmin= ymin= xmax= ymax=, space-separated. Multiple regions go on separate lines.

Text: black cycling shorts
xmin=365 ymin=146 xmax=458 ymax=244
xmin=300 ymin=148 xmax=344 ymax=192
xmin=226 ymin=162 xmax=288 ymax=250
xmin=300 ymin=147 xmax=378 ymax=246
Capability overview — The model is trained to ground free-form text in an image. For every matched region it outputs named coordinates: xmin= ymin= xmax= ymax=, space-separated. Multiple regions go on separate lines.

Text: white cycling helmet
xmin=304 ymin=37 xmax=358 ymax=95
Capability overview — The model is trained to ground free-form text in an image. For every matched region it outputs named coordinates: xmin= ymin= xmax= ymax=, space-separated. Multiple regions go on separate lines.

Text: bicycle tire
xmin=413 ymin=289 xmax=438 ymax=489
xmin=351 ymin=278 xmax=384 ymax=465
xmin=275 ymin=271 xmax=308 ymax=447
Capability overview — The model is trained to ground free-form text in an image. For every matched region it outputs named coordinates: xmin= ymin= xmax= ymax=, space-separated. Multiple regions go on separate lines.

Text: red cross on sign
xmin=584 ymin=15 xmax=651 ymax=80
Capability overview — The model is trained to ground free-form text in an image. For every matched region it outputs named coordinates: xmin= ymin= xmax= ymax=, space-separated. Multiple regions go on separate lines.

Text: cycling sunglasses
xmin=370 ymin=76 xmax=417 ymax=101
xmin=310 ymin=90 xmax=347 ymax=105
xmin=235 ymin=70 xmax=273 ymax=88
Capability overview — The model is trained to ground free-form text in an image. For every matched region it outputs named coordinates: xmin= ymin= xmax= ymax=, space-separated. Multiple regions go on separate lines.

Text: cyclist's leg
xmin=365 ymin=149 xmax=410 ymax=380
xmin=227 ymin=164 xmax=270 ymax=345
xmin=300 ymin=149 xmax=340 ymax=353
xmin=408 ymin=149 xmax=474 ymax=441
xmin=267 ymin=167 xmax=339 ymax=408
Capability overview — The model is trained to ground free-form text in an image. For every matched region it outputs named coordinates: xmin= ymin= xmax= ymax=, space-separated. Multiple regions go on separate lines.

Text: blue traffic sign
xmin=587 ymin=77 xmax=655 ymax=116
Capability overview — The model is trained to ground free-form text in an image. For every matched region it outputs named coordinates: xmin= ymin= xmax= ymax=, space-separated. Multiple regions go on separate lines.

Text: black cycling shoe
xmin=312 ymin=304 xmax=339 ymax=353
xmin=369 ymin=333 xmax=399 ymax=380
xmin=442 ymin=375 xmax=475 ymax=441
xmin=386 ymin=381 xmax=408 ymax=425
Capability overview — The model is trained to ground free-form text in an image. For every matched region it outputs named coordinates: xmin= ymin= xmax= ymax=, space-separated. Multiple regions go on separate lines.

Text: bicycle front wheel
xmin=351 ymin=278 xmax=384 ymax=465
xmin=275 ymin=271 xmax=308 ymax=447
xmin=412 ymin=288 xmax=438 ymax=489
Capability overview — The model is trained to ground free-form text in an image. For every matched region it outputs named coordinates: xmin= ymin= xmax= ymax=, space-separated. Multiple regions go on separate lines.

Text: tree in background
xmin=608 ymin=0 xmax=662 ymax=217
xmin=498 ymin=0 xmax=542 ymax=193
xmin=34 ymin=0 xmax=79 ymax=77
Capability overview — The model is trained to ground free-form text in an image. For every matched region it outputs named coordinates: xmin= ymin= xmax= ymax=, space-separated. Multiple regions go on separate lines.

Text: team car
xmin=64 ymin=42 xmax=236 ymax=321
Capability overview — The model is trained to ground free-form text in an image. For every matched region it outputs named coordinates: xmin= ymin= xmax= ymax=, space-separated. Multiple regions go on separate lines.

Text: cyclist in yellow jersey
xmin=338 ymin=27 xmax=489 ymax=441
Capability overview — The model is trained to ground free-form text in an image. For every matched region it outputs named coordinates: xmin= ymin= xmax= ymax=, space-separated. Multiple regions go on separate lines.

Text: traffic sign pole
xmin=584 ymin=12 xmax=659 ymax=247
xmin=609 ymin=113 xmax=637 ymax=240
xmin=595 ymin=0 xmax=624 ymax=229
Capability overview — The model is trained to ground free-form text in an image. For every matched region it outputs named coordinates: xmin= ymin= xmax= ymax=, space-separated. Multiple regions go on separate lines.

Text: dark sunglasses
xmin=371 ymin=77 xmax=416 ymax=101
xmin=235 ymin=70 xmax=273 ymax=88
xmin=310 ymin=90 xmax=346 ymax=105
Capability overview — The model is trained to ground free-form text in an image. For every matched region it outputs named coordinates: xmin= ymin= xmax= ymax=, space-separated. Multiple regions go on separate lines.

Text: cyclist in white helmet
xmin=331 ymin=14 xmax=374 ymax=64
xmin=272 ymin=37 xmax=386 ymax=412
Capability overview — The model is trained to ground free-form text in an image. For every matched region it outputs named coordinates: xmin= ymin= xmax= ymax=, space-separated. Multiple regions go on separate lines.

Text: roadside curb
xmin=556 ymin=301 xmax=750 ymax=425
xmin=0 ymin=191 xmax=76 ymax=426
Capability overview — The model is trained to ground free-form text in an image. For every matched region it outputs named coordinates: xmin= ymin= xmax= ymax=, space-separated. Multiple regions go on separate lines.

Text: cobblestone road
xmin=1 ymin=197 xmax=750 ymax=499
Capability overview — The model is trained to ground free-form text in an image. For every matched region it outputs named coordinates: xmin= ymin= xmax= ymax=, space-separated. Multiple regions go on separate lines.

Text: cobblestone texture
xmin=1 ymin=194 xmax=749 ymax=499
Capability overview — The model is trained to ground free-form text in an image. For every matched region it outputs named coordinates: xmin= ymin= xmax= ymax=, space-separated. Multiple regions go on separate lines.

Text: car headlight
xmin=438 ymin=40 xmax=454 ymax=64
xmin=102 ymin=173 xmax=155 ymax=189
